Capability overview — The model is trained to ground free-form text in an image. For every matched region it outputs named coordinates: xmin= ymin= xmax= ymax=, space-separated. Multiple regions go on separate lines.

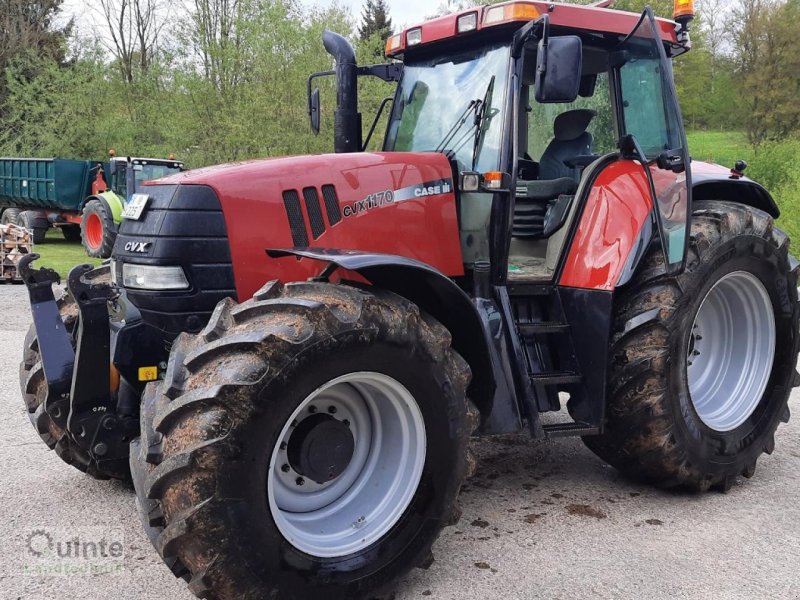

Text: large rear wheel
xmin=585 ymin=201 xmax=800 ymax=492
xmin=135 ymin=281 xmax=476 ymax=599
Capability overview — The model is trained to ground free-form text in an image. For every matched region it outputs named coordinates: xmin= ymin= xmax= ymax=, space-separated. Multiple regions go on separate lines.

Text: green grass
xmin=34 ymin=228 xmax=101 ymax=276
xmin=686 ymin=130 xmax=751 ymax=168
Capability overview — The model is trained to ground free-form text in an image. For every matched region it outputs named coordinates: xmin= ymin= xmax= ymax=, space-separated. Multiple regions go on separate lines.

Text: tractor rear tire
xmin=585 ymin=201 xmax=800 ymax=492
xmin=81 ymin=199 xmax=116 ymax=258
xmin=17 ymin=211 xmax=47 ymax=244
xmin=1 ymin=208 xmax=20 ymax=226
xmin=19 ymin=273 xmax=125 ymax=481
xmin=134 ymin=281 xmax=476 ymax=600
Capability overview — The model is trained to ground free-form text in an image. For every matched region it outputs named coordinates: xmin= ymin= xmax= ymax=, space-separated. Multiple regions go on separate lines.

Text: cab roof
xmin=385 ymin=1 xmax=680 ymax=59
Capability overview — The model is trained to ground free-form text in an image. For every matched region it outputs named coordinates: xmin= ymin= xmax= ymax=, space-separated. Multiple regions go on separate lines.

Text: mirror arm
xmin=357 ymin=63 xmax=403 ymax=83
xmin=511 ymin=14 xmax=547 ymax=58
xmin=362 ymin=96 xmax=395 ymax=151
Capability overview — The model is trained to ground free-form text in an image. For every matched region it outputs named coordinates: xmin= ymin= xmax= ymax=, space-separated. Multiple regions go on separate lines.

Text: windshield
xmin=134 ymin=164 xmax=182 ymax=183
xmin=385 ymin=43 xmax=510 ymax=173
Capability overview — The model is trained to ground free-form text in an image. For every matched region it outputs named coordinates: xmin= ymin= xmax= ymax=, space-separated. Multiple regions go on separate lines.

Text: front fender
xmin=84 ymin=192 xmax=125 ymax=224
xmin=267 ymin=248 xmax=495 ymax=415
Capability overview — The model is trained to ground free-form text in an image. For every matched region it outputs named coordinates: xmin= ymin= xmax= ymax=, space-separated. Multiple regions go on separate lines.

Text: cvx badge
xmin=124 ymin=241 xmax=151 ymax=254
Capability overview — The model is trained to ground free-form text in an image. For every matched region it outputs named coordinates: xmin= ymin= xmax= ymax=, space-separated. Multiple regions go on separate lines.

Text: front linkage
xmin=19 ymin=254 xmax=136 ymax=480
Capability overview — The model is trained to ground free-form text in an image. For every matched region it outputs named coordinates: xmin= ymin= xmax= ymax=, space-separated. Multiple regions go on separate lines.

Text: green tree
xmin=358 ymin=0 xmax=393 ymax=42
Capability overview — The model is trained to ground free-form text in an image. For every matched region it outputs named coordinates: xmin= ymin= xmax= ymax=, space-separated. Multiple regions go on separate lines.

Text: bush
xmin=748 ymin=138 xmax=800 ymax=244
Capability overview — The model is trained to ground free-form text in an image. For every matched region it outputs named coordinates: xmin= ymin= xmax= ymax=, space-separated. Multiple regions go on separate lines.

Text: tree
xmin=358 ymin=0 xmax=392 ymax=42
xmin=96 ymin=0 xmax=170 ymax=83
xmin=0 ymin=0 xmax=70 ymax=113
xmin=729 ymin=0 xmax=800 ymax=142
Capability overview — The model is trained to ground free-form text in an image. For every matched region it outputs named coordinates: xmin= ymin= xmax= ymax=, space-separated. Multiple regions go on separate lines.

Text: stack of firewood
xmin=1 ymin=223 xmax=33 ymax=282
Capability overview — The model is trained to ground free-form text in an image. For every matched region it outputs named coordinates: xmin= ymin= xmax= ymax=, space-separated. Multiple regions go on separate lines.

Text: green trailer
xmin=0 ymin=156 xmax=184 ymax=258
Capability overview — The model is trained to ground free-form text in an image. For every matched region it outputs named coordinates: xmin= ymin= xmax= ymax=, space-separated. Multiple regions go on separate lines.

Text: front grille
xmin=114 ymin=184 xmax=236 ymax=335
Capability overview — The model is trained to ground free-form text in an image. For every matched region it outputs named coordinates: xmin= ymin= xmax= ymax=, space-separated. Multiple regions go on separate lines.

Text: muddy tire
xmin=134 ymin=281 xmax=476 ymax=599
xmin=81 ymin=199 xmax=116 ymax=258
xmin=1 ymin=208 xmax=20 ymax=226
xmin=19 ymin=274 xmax=125 ymax=481
xmin=585 ymin=201 xmax=800 ymax=492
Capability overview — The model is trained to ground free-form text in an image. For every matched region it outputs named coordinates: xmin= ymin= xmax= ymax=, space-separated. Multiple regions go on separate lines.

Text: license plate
xmin=123 ymin=194 xmax=150 ymax=220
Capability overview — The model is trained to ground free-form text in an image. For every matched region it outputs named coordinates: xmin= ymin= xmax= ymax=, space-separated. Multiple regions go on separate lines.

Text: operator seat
xmin=538 ymin=109 xmax=597 ymax=182
xmin=513 ymin=109 xmax=597 ymax=239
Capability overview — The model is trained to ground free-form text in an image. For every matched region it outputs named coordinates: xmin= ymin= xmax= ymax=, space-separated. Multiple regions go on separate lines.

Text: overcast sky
xmin=61 ymin=0 xmax=440 ymax=33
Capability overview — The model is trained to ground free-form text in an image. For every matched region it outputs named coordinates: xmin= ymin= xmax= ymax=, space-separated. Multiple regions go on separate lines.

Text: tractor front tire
xmin=19 ymin=284 xmax=125 ymax=481
xmin=586 ymin=201 xmax=800 ymax=492
xmin=135 ymin=281 xmax=476 ymax=600
xmin=81 ymin=199 xmax=116 ymax=258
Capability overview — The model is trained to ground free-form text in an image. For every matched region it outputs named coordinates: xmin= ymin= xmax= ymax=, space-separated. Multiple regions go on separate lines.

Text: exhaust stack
xmin=323 ymin=31 xmax=362 ymax=153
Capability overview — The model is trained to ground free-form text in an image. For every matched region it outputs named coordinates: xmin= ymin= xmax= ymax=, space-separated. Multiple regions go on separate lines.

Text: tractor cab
xmin=377 ymin=1 xmax=692 ymax=286
xmin=106 ymin=156 xmax=185 ymax=200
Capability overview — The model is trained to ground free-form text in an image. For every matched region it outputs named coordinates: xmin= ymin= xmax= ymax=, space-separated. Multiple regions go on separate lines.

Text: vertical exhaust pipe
xmin=323 ymin=31 xmax=362 ymax=153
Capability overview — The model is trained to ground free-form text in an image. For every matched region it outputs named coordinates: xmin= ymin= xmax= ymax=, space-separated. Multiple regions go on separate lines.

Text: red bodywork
xmin=387 ymin=1 xmax=679 ymax=58
xmin=155 ymin=152 xmax=463 ymax=300
xmin=560 ymin=161 xmax=654 ymax=291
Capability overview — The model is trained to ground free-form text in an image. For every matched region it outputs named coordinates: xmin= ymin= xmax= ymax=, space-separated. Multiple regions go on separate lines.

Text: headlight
xmin=122 ymin=264 xmax=190 ymax=290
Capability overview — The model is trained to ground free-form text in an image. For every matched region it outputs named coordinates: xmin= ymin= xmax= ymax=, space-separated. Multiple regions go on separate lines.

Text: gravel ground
xmin=1 ymin=284 xmax=799 ymax=599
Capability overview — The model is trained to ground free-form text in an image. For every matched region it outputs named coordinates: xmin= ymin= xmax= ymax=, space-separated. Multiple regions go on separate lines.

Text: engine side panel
xmin=559 ymin=160 xmax=654 ymax=291
xmin=161 ymin=152 xmax=464 ymax=300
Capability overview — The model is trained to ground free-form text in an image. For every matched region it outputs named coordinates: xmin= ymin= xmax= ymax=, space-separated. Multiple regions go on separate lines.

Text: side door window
xmin=619 ymin=10 xmax=692 ymax=270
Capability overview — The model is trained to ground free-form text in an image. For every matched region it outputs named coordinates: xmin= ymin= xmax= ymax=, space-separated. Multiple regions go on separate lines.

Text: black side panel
xmin=114 ymin=184 xmax=236 ymax=336
xmin=302 ymin=187 xmax=326 ymax=239
xmin=322 ymin=184 xmax=342 ymax=226
xmin=283 ymin=190 xmax=309 ymax=247
xmin=558 ymin=287 xmax=613 ymax=428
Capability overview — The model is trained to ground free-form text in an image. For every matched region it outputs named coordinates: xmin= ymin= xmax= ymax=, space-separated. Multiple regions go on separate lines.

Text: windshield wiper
xmin=434 ymin=76 xmax=497 ymax=165
xmin=472 ymin=76 xmax=496 ymax=170
xmin=435 ymin=99 xmax=482 ymax=155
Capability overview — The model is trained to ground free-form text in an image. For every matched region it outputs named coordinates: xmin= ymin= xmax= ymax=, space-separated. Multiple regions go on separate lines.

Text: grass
xmin=686 ymin=130 xmax=751 ymax=168
xmin=33 ymin=228 xmax=101 ymax=277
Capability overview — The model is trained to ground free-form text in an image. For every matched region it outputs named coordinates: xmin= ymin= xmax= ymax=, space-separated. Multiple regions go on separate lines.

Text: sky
xmin=60 ymin=0 xmax=442 ymax=33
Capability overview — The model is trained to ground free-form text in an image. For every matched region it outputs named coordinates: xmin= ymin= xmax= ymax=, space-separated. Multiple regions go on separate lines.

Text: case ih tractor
xmin=18 ymin=1 xmax=799 ymax=598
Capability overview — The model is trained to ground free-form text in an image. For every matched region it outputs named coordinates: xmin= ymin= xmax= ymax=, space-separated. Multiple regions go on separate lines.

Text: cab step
xmin=518 ymin=322 xmax=570 ymax=336
xmin=530 ymin=371 xmax=583 ymax=386
xmin=542 ymin=422 xmax=601 ymax=438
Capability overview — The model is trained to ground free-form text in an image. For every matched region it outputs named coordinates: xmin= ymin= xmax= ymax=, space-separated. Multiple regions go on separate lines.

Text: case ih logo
xmin=342 ymin=178 xmax=453 ymax=219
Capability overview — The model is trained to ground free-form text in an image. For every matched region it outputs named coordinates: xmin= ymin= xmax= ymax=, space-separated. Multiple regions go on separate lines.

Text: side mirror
xmin=310 ymin=88 xmax=321 ymax=135
xmin=535 ymin=36 xmax=583 ymax=104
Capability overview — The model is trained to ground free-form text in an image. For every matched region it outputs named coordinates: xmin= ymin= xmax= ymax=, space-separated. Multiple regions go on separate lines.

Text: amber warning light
xmin=674 ymin=0 xmax=695 ymax=23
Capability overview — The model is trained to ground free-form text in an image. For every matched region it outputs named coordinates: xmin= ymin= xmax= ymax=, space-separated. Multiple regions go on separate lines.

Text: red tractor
xmin=19 ymin=2 xmax=799 ymax=598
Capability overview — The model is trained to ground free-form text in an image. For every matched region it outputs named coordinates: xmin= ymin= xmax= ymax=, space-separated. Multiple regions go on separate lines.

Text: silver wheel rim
xmin=688 ymin=271 xmax=776 ymax=432
xmin=267 ymin=372 xmax=426 ymax=558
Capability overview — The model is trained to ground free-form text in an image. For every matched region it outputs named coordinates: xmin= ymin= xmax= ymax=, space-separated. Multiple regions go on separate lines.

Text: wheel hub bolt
xmin=328 ymin=406 xmax=337 ymax=414
xmin=281 ymin=464 xmax=290 ymax=473
xmin=343 ymin=419 xmax=350 ymax=427
xmin=309 ymin=406 xmax=317 ymax=414
xmin=295 ymin=477 xmax=305 ymax=486
xmin=280 ymin=442 xmax=287 ymax=451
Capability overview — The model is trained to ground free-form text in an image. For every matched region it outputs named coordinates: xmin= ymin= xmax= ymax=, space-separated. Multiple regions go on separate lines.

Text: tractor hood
xmin=145 ymin=151 xmax=464 ymax=299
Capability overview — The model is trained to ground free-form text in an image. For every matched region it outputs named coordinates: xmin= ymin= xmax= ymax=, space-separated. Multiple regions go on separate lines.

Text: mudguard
xmin=267 ymin=248 xmax=497 ymax=417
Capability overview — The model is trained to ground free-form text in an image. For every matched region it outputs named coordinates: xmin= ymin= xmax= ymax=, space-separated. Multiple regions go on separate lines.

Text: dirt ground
xmin=1 ymin=284 xmax=799 ymax=599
